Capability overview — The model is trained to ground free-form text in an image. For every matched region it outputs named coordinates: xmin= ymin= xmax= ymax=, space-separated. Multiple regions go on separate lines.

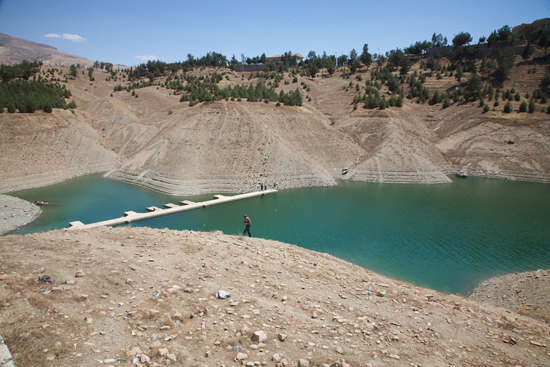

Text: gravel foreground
xmin=0 ymin=226 xmax=549 ymax=367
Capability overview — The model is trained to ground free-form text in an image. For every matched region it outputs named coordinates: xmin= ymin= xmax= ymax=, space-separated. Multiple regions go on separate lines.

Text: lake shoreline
xmin=4 ymin=174 xmax=546 ymax=304
xmin=0 ymin=194 xmax=41 ymax=235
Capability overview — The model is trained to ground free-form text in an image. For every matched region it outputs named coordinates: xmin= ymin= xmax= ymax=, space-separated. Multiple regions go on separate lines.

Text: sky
xmin=0 ymin=0 xmax=549 ymax=67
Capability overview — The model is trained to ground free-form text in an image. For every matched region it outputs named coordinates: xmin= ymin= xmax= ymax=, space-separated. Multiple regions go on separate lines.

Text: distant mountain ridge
xmin=0 ymin=32 xmax=93 ymax=67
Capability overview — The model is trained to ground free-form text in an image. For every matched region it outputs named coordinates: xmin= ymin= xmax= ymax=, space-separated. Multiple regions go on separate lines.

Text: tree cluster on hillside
xmin=0 ymin=61 xmax=75 ymax=113
xmin=102 ymin=20 xmax=550 ymax=112
xmin=0 ymin=60 xmax=42 ymax=82
xmin=92 ymin=60 xmax=114 ymax=72
xmin=487 ymin=25 xmax=513 ymax=47
xmin=113 ymin=69 xmax=303 ymax=107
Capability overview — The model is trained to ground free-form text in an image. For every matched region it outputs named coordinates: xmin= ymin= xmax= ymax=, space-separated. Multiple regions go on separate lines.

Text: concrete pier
xmin=68 ymin=189 xmax=277 ymax=230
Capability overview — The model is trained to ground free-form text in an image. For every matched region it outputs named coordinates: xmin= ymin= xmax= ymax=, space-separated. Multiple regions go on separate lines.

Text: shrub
xmin=396 ymin=96 xmax=404 ymax=107
xmin=276 ymin=101 xmax=281 ymax=106
xmin=503 ymin=101 xmax=513 ymax=113
xmin=519 ymin=101 xmax=527 ymax=112
xmin=431 ymin=90 xmax=442 ymax=105
xmin=528 ymin=100 xmax=535 ymax=113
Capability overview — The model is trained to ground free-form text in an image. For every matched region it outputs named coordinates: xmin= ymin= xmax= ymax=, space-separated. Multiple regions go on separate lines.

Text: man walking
xmin=243 ymin=215 xmax=251 ymax=237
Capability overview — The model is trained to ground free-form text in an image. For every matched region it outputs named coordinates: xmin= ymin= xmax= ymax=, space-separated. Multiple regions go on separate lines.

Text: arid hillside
xmin=0 ymin=33 xmax=93 ymax=68
xmin=0 ymin=109 xmax=119 ymax=193
xmin=1 ymin=44 xmax=549 ymax=196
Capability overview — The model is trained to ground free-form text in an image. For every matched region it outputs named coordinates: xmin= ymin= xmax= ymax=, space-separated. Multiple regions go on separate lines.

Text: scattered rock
xmin=235 ymin=352 xmax=248 ymax=361
xmin=252 ymin=330 xmax=267 ymax=343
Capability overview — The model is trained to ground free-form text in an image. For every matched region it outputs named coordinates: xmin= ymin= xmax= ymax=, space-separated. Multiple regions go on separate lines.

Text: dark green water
xmin=8 ymin=174 xmax=550 ymax=295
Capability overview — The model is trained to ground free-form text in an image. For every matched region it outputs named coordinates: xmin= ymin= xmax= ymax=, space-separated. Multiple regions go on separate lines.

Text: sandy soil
xmin=1 ymin=227 xmax=549 ymax=367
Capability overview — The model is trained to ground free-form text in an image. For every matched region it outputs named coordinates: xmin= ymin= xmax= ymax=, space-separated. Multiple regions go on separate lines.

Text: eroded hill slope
xmin=0 ymin=109 xmax=119 ymax=193
xmin=1 ymin=55 xmax=550 ymax=196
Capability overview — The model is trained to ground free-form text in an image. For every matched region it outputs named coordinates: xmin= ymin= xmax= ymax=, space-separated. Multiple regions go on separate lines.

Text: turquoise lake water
xmin=8 ymin=174 xmax=550 ymax=295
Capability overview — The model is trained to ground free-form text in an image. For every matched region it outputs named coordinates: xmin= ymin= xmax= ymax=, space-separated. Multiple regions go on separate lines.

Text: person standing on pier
xmin=243 ymin=215 xmax=251 ymax=237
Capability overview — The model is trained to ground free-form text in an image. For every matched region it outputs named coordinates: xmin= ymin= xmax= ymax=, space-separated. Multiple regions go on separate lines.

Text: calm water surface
xmin=9 ymin=174 xmax=550 ymax=295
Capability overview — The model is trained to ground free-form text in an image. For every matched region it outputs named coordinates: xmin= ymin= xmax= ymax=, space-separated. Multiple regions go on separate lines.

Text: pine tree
xmin=503 ymin=101 xmax=513 ymax=113
xmin=528 ymin=100 xmax=536 ymax=113
xmin=519 ymin=101 xmax=527 ymax=112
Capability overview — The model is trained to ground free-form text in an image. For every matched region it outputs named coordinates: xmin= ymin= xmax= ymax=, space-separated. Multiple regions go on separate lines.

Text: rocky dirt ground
xmin=1 ymin=226 xmax=550 ymax=367
xmin=470 ymin=269 xmax=550 ymax=324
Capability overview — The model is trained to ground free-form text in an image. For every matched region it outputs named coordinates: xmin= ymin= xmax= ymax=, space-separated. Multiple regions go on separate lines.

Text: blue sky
xmin=0 ymin=0 xmax=548 ymax=67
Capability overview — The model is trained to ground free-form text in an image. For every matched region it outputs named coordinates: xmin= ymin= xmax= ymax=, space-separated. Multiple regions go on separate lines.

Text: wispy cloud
xmin=44 ymin=33 xmax=87 ymax=42
xmin=135 ymin=55 xmax=158 ymax=61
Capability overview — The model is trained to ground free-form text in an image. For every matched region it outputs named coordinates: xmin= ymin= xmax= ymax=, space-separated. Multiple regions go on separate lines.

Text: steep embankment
xmin=103 ymin=101 xmax=364 ymax=195
xmin=336 ymin=104 xmax=453 ymax=184
xmin=0 ymin=109 xmax=119 ymax=193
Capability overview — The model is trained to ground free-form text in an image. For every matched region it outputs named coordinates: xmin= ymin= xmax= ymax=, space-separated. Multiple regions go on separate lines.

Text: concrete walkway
xmin=68 ymin=190 xmax=277 ymax=230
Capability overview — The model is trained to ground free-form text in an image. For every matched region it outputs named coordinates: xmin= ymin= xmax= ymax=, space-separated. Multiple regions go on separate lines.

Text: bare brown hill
xmin=0 ymin=109 xmax=119 ymax=193
xmin=0 ymin=44 xmax=549 ymax=197
xmin=0 ymin=33 xmax=94 ymax=67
